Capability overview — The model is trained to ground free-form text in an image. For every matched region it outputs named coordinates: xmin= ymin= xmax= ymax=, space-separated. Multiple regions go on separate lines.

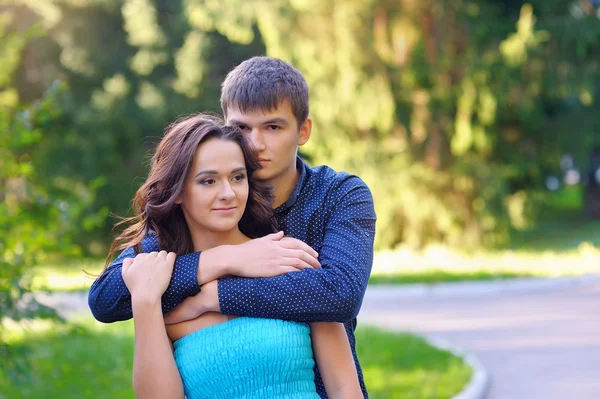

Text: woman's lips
xmin=213 ymin=207 xmax=237 ymax=214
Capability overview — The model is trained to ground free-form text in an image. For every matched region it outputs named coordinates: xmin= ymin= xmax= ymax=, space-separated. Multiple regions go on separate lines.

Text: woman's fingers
xmin=166 ymin=252 xmax=176 ymax=263
xmin=122 ymin=258 xmax=134 ymax=273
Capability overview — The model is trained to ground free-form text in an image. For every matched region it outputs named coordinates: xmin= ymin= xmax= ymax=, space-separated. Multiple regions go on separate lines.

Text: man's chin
xmin=253 ymin=169 xmax=272 ymax=182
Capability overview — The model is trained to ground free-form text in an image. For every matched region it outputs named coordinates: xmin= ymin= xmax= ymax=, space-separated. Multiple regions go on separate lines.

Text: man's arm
xmin=217 ymin=176 xmax=376 ymax=323
xmin=89 ymin=232 xmax=320 ymax=323
xmin=88 ymin=235 xmax=201 ymax=323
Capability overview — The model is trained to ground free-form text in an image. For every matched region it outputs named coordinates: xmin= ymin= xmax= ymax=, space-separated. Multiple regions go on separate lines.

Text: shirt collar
xmin=275 ymin=156 xmax=307 ymax=212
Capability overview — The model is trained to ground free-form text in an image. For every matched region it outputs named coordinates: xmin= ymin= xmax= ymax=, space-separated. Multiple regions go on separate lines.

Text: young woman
xmin=107 ymin=114 xmax=362 ymax=399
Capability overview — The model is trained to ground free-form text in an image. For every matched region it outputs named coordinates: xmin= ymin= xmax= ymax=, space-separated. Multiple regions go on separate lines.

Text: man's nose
xmin=249 ymin=128 xmax=266 ymax=152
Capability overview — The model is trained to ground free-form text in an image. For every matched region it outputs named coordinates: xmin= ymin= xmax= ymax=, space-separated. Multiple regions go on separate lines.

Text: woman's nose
xmin=218 ymin=181 xmax=235 ymax=200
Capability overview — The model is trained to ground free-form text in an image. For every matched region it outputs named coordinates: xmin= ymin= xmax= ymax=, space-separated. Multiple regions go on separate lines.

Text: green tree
xmin=0 ymin=10 xmax=102 ymax=381
xmin=7 ymin=0 xmax=600 ymax=251
xmin=177 ymin=0 xmax=599 ymax=248
xmin=6 ymin=0 xmax=265 ymax=253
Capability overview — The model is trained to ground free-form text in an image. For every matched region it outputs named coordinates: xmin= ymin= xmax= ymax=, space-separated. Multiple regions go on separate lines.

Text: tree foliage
xmin=4 ymin=0 xmax=600 ymax=251
xmin=0 ymin=8 xmax=102 ymax=381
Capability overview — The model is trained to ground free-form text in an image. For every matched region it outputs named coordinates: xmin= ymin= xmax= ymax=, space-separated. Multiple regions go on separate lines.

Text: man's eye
xmin=267 ymin=125 xmax=280 ymax=131
xmin=238 ymin=125 xmax=250 ymax=131
xmin=233 ymin=174 xmax=246 ymax=182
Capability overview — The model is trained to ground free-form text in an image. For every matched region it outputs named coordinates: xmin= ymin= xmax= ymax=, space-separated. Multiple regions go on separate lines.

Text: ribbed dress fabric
xmin=173 ymin=317 xmax=320 ymax=399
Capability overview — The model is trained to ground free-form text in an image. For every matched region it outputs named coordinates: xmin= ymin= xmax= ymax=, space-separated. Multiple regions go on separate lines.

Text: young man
xmin=89 ymin=56 xmax=376 ymax=398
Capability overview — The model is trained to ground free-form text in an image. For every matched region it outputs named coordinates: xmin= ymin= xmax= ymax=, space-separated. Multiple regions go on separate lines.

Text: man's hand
xmin=164 ymin=280 xmax=219 ymax=324
xmin=237 ymin=231 xmax=321 ymax=275
xmin=200 ymin=231 xmax=321 ymax=284
xmin=122 ymin=251 xmax=176 ymax=306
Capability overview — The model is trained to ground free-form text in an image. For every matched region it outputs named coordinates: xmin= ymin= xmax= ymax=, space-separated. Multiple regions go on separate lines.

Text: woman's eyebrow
xmin=195 ymin=167 xmax=246 ymax=178
xmin=194 ymin=170 xmax=217 ymax=178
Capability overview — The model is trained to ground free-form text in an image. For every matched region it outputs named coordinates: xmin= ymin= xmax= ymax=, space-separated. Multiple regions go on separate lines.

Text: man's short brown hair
xmin=221 ymin=57 xmax=309 ymax=128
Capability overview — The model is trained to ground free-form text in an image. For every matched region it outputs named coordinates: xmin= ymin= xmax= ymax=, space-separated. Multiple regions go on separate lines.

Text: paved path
xmin=358 ymin=280 xmax=600 ymax=399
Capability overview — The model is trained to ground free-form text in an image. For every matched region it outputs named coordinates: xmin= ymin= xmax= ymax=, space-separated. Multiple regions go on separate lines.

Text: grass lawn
xmin=29 ymin=260 xmax=104 ymax=293
xmin=0 ymin=317 xmax=471 ymax=399
xmin=368 ymin=269 xmax=538 ymax=285
xmin=356 ymin=328 xmax=471 ymax=399
xmin=371 ymin=212 xmax=600 ymax=284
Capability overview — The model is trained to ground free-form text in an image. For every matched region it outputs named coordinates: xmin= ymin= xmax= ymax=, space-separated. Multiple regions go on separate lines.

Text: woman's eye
xmin=200 ymin=179 xmax=215 ymax=185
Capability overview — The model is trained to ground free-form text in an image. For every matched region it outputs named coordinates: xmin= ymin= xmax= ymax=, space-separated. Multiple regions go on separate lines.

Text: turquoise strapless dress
xmin=173 ymin=317 xmax=320 ymax=399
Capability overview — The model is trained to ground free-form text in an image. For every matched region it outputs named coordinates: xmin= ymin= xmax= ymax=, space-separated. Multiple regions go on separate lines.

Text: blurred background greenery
xmin=2 ymin=0 xmax=600 ymax=397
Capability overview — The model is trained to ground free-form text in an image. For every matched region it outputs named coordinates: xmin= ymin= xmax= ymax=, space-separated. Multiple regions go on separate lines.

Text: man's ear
xmin=298 ymin=117 xmax=312 ymax=146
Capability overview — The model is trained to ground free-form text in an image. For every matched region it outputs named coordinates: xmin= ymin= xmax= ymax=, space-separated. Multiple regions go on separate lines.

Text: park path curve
xmin=358 ymin=278 xmax=600 ymax=399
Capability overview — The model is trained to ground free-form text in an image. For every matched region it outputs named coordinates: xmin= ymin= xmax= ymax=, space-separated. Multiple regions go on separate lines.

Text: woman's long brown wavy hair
xmin=103 ymin=113 xmax=277 ymax=272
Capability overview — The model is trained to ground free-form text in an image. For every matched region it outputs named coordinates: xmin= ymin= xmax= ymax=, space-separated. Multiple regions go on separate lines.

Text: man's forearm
xmin=88 ymin=253 xmax=134 ymax=322
xmin=89 ymin=236 xmax=203 ymax=322
xmin=196 ymin=246 xmax=233 ymax=284
xmin=217 ymin=267 xmax=368 ymax=323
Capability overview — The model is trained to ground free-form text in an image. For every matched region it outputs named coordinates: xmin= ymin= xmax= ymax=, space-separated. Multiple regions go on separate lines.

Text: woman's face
xmin=178 ymin=138 xmax=249 ymax=235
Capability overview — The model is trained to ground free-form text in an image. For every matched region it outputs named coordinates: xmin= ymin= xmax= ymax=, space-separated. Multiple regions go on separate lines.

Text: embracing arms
xmin=88 ymin=232 xmax=319 ymax=322
xmin=212 ymin=177 xmax=376 ymax=323
xmin=89 ymin=176 xmax=375 ymax=325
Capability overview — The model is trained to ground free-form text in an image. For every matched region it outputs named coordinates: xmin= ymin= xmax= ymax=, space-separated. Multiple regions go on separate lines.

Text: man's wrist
xmin=198 ymin=246 xmax=233 ymax=285
xmin=201 ymin=280 xmax=221 ymax=313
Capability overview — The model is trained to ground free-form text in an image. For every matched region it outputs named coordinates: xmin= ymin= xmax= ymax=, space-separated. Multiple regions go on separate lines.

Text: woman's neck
xmin=190 ymin=227 xmax=250 ymax=252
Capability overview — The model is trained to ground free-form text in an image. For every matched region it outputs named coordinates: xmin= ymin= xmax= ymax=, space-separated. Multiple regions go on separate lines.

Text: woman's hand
xmin=122 ymin=250 xmax=176 ymax=305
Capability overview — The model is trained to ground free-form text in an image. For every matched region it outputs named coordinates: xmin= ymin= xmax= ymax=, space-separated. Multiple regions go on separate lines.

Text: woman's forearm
xmin=131 ymin=298 xmax=184 ymax=399
xmin=310 ymin=322 xmax=363 ymax=398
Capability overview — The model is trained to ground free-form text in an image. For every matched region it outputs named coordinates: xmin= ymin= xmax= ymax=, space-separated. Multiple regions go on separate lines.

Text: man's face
xmin=226 ymin=101 xmax=311 ymax=185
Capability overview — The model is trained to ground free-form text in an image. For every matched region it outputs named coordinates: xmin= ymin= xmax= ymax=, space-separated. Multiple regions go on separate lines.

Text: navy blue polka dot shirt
xmin=88 ymin=157 xmax=377 ymax=398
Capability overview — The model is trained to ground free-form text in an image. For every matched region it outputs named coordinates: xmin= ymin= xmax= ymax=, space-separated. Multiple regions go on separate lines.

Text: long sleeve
xmin=88 ymin=235 xmax=201 ymax=323
xmin=218 ymin=177 xmax=376 ymax=323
